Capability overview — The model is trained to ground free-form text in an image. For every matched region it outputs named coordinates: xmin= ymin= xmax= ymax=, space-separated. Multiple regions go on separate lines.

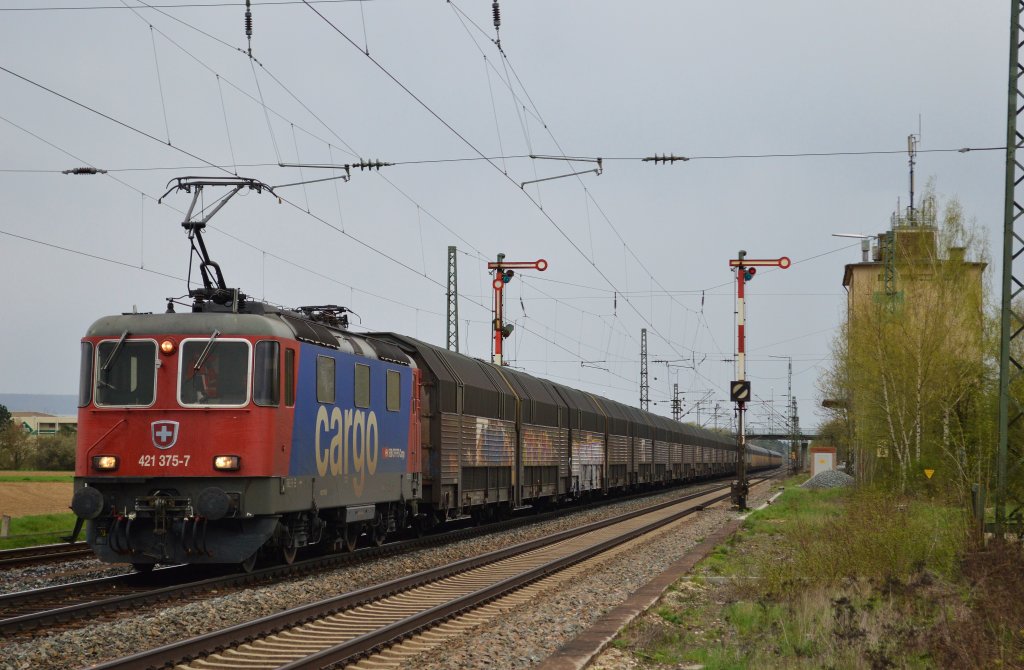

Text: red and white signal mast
xmin=487 ymin=253 xmax=548 ymax=365
xmin=728 ymin=250 xmax=790 ymax=509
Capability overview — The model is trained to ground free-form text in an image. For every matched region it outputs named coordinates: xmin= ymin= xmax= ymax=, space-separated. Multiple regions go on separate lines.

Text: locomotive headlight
xmin=92 ymin=455 xmax=119 ymax=471
xmin=213 ymin=455 xmax=240 ymax=471
xmin=160 ymin=339 xmax=176 ymax=355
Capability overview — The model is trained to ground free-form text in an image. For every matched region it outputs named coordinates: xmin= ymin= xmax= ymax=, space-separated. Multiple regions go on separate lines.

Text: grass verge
xmin=0 ymin=471 xmax=74 ymax=482
xmin=609 ymin=478 xmax=1024 ymax=669
xmin=0 ymin=512 xmax=79 ymax=549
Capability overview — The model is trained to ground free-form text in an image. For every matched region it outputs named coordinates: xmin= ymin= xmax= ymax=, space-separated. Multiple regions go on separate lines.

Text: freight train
xmin=70 ymin=177 xmax=781 ymax=570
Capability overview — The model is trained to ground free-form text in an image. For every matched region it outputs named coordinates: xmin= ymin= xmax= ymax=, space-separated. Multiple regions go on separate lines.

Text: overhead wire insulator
xmin=642 ymin=154 xmax=690 ymax=164
xmin=492 ymin=1 xmax=502 ymax=51
xmin=244 ymin=0 xmax=253 ymax=57
xmin=62 ymin=167 xmax=107 ymax=175
xmin=351 ymin=159 xmax=393 ymax=171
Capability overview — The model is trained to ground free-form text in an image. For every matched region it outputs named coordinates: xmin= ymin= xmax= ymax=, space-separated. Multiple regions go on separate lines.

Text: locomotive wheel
xmin=412 ymin=512 xmax=435 ymax=538
xmin=280 ymin=529 xmax=297 ymax=565
xmin=239 ymin=551 xmax=258 ymax=573
xmin=342 ymin=523 xmax=360 ymax=552
xmin=371 ymin=523 xmax=386 ymax=547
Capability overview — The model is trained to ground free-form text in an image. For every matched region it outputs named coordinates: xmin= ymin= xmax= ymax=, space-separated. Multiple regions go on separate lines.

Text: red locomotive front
xmin=72 ymin=313 xmax=298 ymax=568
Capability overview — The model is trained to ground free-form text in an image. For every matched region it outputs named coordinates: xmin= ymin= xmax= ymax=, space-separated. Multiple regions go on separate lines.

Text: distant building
xmin=842 ymin=210 xmax=985 ymax=327
xmin=838 ymin=200 xmax=986 ymax=482
xmin=12 ymin=412 xmax=78 ymax=436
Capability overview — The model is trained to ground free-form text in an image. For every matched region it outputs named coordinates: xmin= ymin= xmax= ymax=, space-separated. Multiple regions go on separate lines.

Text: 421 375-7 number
xmin=138 ymin=454 xmax=191 ymax=467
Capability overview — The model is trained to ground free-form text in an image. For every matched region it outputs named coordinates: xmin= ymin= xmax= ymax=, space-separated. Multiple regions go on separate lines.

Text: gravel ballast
xmin=397 ymin=483 xmax=777 ymax=670
xmin=0 ymin=481 xmax=774 ymax=670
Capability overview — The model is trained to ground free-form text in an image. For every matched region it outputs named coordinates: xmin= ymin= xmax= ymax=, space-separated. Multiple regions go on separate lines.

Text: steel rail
xmin=0 ymin=542 xmax=92 ymax=569
xmin=284 ymin=488 xmax=737 ymax=670
xmin=92 ymin=479 xmax=769 ymax=670
xmin=0 ymin=477 xmax=746 ymax=636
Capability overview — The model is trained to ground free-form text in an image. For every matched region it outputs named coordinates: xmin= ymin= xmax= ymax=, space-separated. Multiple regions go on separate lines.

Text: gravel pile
xmin=801 ymin=469 xmax=855 ymax=489
xmin=0 ymin=481 xmax=765 ymax=670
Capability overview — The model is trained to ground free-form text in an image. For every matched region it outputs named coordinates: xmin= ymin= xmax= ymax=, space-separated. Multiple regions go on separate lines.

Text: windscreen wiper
xmin=194 ymin=330 xmax=221 ymax=372
xmin=99 ymin=330 xmax=129 ymax=388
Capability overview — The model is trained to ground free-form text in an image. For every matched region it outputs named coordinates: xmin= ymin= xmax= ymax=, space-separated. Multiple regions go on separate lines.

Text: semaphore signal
xmin=729 ymin=250 xmax=790 ymax=510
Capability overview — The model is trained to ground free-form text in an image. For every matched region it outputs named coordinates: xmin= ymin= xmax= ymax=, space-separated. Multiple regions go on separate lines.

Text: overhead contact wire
xmin=445 ymin=2 xmax=697 ymax=363
xmin=216 ymin=75 xmax=239 ymax=175
xmin=250 ymin=57 xmax=282 ymax=163
xmin=148 ymin=24 xmax=172 ymax=144
xmin=0 ymin=65 xmax=229 ymax=173
xmin=0 ymin=71 xmax=473 ymax=321
xmin=303 ymin=4 xmax=693 ymax=371
xmin=120 ymin=0 xmax=494 ymax=288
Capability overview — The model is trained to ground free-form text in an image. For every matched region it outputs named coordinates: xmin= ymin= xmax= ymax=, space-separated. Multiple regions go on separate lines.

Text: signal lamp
xmin=92 ymin=455 xmax=119 ymax=471
xmin=160 ymin=340 xmax=176 ymax=355
xmin=213 ymin=455 xmax=241 ymax=471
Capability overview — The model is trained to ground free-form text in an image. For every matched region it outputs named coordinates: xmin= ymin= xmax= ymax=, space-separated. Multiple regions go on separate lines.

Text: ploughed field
xmin=0 ymin=473 xmax=73 ymax=517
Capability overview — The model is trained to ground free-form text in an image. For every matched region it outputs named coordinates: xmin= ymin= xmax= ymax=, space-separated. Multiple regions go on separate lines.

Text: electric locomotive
xmin=71 ymin=178 xmax=421 ymax=569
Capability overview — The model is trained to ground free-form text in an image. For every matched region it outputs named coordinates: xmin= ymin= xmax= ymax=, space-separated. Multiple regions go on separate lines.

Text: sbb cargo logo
xmin=314 ymin=406 xmax=379 ymax=497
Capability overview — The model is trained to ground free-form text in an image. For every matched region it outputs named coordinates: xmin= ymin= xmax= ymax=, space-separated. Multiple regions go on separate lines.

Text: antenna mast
xmin=908 ymin=134 xmax=919 ymax=223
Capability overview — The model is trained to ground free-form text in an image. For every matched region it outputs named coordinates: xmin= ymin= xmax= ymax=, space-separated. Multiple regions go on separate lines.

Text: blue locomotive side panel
xmin=288 ymin=344 xmax=414 ymax=498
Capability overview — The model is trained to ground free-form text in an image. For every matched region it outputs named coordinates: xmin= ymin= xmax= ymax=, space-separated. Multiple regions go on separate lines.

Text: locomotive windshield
xmin=179 ymin=339 xmax=251 ymax=406
xmin=94 ymin=340 xmax=157 ymax=407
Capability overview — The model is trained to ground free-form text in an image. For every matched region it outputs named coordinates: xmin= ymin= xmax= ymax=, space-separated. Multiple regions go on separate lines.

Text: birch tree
xmin=819 ymin=190 xmax=993 ymax=501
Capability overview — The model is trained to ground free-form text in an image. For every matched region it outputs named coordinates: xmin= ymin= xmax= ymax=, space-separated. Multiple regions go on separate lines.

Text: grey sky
xmin=0 ymin=1 xmax=1008 ymax=434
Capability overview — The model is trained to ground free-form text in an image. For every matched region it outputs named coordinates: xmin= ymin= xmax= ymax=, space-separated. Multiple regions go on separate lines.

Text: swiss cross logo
xmin=151 ymin=420 xmax=179 ymax=450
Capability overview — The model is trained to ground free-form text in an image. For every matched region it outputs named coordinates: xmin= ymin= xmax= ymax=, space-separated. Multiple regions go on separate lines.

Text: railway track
xmin=0 ymin=542 xmax=93 ymax=569
xmin=92 ymin=478 xmax=767 ymax=670
xmin=0 ymin=479 xmax=740 ymax=637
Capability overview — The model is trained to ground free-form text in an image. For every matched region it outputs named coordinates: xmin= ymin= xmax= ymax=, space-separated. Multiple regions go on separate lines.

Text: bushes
xmin=756 ymin=486 xmax=967 ymax=596
xmin=0 ymin=430 xmax=77 ymax=471
xmin=614 ymin=483 xmax=1004 ymax=668
xmin=0 ymin=423 xmax=32 ymax=469
xmin=32 ymin=434 xmax=76 ymax=470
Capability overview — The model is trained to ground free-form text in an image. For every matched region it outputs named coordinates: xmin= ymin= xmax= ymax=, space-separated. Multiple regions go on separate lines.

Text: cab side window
xmin=355 ymin=363 xmax=370 ymax=408
xmin=386 ymin=369 xmax=401 ymax=412
xmin=285 ymin=348 xmax=295 ymax=407
xmin=253 ymin=341 xmax=280 ymax=406
xmin=317 ymin=355 xmax=336 ymax=404
xmin=78 ymin=342 xmax=93 ymax=408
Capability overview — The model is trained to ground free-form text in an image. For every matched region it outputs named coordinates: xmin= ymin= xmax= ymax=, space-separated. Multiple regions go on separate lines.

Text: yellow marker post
xmin=924 ymin=469 xmax=935 ymax=479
